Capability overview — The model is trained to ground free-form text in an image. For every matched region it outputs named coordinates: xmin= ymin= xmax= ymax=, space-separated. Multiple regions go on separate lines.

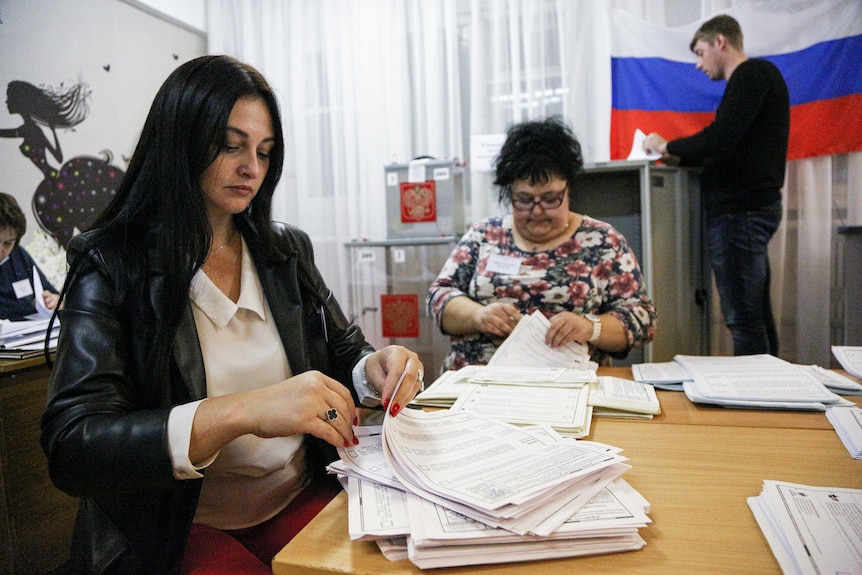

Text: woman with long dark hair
xmin=41 ymin=55 xmax=424 ymax=575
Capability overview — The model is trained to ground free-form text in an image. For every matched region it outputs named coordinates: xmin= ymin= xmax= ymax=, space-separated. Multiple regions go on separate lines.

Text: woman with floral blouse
xmin=427 ymin=117 xmax=656 ymax=371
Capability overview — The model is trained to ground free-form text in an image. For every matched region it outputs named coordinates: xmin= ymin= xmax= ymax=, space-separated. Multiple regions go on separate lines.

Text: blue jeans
xmin=706 ymin=200 xmax=782 ymax=356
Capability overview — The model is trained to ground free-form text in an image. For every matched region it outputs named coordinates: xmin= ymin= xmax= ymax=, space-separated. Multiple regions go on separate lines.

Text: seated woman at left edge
xmin=40 ymin=55 xmax=424 ymax=575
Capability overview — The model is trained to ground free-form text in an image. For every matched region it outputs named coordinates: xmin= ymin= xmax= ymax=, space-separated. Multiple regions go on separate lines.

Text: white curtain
xmin=207 ymin=0 xmax=860 ymax=366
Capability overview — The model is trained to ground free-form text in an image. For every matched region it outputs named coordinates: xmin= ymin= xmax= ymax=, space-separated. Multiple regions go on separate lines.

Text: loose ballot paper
xmin=674 ymin=354 xmax=853 ymax=410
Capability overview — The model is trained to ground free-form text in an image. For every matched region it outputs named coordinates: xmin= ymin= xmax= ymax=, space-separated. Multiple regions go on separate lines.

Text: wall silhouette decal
xmin=0 ymin=79 xmax=124 ymax=246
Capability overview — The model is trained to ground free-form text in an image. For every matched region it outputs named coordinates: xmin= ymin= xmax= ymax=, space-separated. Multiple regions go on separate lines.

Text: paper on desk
xmin=380 ymin=408 xmax=627 ymax=534
xmin=798 ymin=364 xmax=862 ymax=395
xmin=449 ymin=380 xmax=592 ymax=437
xmin=413 ymin=364 xmax=598 ymax=408
xmin=626 ymin=129 xmax=661 ymax=161
xmin=588 ymin=376 xmax=661 ymax=416
xmin=748 ymin=481 xmax=862 ymax=575
xmin=632 ymin=361 xmax=692 ymax=385
xmin=825 ymin=406 xmax=862 ymax=459
xmin=832 ymin=345 xmax=862 ymax=380
xmin=346 ymin=478 xmax=411 ymax=541
xmin=352 ymin=474 xmax=649 ymax=568
xmin=675 ymin=354 xmax=850 ymax=409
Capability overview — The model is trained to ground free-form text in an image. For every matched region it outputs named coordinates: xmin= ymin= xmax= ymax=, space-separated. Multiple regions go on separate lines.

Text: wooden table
xmin=273 ymin=368 xmax=862 ymax=575
xmin=0 ymin=356 xmax=77 ymax=575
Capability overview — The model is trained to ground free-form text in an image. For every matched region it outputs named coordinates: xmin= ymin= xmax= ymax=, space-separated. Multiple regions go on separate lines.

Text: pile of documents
xmin=633 ymin=351 xmax=862 ymax=398
xmin=662 ymin=354 xmax=855 ymax=410
xmin=330 ymin=408 xmax=652 ymax=569
xmin=832 ymin=345 xmax=862 ymax=379
xmin=825 ymin=406 xmax=862 ymax=459
xmin=1 ymin=268 xmax=59 ymax=359
xmin=0 ymin=317 xmax=58 ymax=359
xmin=748 ymin=480 xmax=862 ymax=574
xmin=413 ymin=311 xmax=661 ymax=433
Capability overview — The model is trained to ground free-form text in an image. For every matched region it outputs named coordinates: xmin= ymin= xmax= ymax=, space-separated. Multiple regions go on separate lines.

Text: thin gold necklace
xmin=215 ymin=229 xmax=236 ymax=251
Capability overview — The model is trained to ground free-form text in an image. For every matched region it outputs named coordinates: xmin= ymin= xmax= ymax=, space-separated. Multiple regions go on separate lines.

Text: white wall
xmin=123 ymin=0 xmax=207 ymax=34
xmin=0 ymin=0 xmax=206 ymax=253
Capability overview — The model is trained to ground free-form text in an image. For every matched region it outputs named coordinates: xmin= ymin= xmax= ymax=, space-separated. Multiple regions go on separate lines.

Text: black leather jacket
xmin=40 ymin=221 xmax=373 ymax=575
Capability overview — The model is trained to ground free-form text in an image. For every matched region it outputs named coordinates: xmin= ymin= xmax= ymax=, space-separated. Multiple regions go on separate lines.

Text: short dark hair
xmin=691 ymin=14 xmax=743 ymax=52
xmin=0 ymin=193 xmax=26 ymax=242
xmin=493 ymin=117 xmax=583 ymax=206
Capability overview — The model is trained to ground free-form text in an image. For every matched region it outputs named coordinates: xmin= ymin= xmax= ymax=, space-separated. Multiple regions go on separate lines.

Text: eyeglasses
xmin=510 ymin=189 xmax=567 ymax=211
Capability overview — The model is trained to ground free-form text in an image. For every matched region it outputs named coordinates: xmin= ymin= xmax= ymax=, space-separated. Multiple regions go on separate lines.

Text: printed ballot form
xmin=748 ymin=481 xmax=862 ymax=575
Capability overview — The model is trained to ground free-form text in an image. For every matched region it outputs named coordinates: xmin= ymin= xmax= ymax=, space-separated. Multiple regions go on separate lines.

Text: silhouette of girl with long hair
xmin=0 ymin=80 xmax=124 ymax=246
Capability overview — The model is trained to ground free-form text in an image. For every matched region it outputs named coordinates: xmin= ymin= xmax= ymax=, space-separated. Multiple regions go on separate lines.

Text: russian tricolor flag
xmin=610 ymin=1 xmax=862 ymax=161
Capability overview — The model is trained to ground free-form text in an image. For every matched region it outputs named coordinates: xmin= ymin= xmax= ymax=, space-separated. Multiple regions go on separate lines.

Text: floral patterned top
xmin=427 ymin=215 xmax=657 ymax=371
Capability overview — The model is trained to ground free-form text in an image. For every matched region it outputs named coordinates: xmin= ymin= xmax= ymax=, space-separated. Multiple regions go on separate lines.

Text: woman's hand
xmin=43 ymin=290 xmax=60 ymax=311
xmin=364 ymin=346 xmax=424 ymax=417
xmin=189 ymin=370 xmax=359 ymax=463
xmin=471 ymin=302 xmax=522 ymax=339
xmin=546 ymin=311 xmax=594 ymax=348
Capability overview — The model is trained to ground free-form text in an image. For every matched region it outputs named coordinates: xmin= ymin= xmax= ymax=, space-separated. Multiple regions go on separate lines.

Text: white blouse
xmin=168 ymin=237 xmax=307 ymax=530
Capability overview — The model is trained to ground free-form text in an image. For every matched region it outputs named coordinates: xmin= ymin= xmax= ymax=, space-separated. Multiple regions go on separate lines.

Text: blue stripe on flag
xmin=612 ymin=33 xmax=862 ymax=112
xmin=770 ymin=34 xmax=862 ymax=105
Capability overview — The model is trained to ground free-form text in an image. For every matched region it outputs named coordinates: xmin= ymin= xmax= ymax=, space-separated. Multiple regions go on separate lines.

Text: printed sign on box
xmin=381 ymin=294 xmax=420 ymax=338
xmin=399 ymin=181 xmax=436 ymax=223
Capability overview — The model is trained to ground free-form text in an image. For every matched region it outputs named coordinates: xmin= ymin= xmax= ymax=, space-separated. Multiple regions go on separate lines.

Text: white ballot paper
xmin=30 ymin=266 xmax=53 ymax=319
xmin=748 ymin=480 xmax=862 ymax=575
xmin=632 ymin=361 xmax=692 ymax=390
xmin=413 ymin=364 xmax=597 ymax=408
xmin=832 ymin=345 xmax=862 ymax=380
xmin=588 ymin=376 xmax=661 ymax=417
xmin=626 ymin=129 xmax=661 ymax=161
xmin=380 ymin=407 xmax=628 ymax=535
xmin=675 ymin=354 xmax=851 ymax=410
xmin=488 ymin=311 xmax=591 ymax=370
xmin=336 ymin=431 xmax=651 ymax=568
xmin=825 ymin=406 xmax=862 ymax=459
xmin=449 ymin=380 xmax=592 ymax=437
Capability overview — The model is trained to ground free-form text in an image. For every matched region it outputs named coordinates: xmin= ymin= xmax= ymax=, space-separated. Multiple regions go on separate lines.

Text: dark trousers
xmin=706 ymin=200 xmax=782 ymax=356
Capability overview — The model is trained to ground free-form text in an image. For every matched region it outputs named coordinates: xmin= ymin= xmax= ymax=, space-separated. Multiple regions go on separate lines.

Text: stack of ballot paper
xmin=832 ymin=345 xmax=862 ymax=379
xmin=588 ymin=376 xmax=660 ymax=418
xmin=634 ymin=356 xmax=862 ymax=396
xmin=329 ymin=408 xmax=652 ymax=569
xmin=411 ymin=310 xmax=664 ymax=434
xmin=674 ymin=354 xmax=855 ymax=410
xmin=748 ymin=481 xmax=862 ymax=574
xmin=825 ymin=406 xmax=862 ymax=459
xmin=631 ymin=361 xmax=693 ymax=391
xmin=413 ymin=364 xmax=598 ymax=408
xmin=0 ymin=317 xmax=58 ymax=359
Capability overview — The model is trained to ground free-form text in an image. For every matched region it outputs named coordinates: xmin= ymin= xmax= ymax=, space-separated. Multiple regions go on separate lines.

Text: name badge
xmin=13 ymin=278 xmax=34 ymax=299
xmin=486 ymin=254 xmax=522 ymax=275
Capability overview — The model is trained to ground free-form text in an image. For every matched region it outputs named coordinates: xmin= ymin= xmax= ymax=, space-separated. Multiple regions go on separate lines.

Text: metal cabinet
xmin=570 ymin=160 xmax=709 ymax=363
xmin=344 ymin=238 xmax=457 ymax=380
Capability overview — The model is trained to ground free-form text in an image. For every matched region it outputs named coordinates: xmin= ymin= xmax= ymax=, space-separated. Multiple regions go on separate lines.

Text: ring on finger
xmin=417 ymin=368 xmax=425 ymax=392
xmin=325 ymin=408 xmax=338 ymax=422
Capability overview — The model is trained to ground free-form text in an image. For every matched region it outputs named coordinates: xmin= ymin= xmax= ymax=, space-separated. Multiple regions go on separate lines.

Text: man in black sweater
xmin=644 ymin=14 xmax=789 ymax=356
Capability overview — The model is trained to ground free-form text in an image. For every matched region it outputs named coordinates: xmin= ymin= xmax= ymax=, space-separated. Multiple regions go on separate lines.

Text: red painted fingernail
xmin=382 ymin=397 xmax=390 ymax=409
xmin=343 ymin=440 xmax=350 ymax=447
xmin=353 ymin=416 xmax=359 ymax=426
xmin=352 ymin=436 xmax=359 ymax=445
xmin=391 ymin=402 xmax=401 ymax=416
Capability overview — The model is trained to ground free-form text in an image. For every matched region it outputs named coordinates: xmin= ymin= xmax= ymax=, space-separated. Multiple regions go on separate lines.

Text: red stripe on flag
xmin=789 ymin=94 xmax=862 ymax=160
xmin=611 ymin=93 xmax=862 ymax=161
xmin=610 ymin=109 xmax=714 ymax=160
